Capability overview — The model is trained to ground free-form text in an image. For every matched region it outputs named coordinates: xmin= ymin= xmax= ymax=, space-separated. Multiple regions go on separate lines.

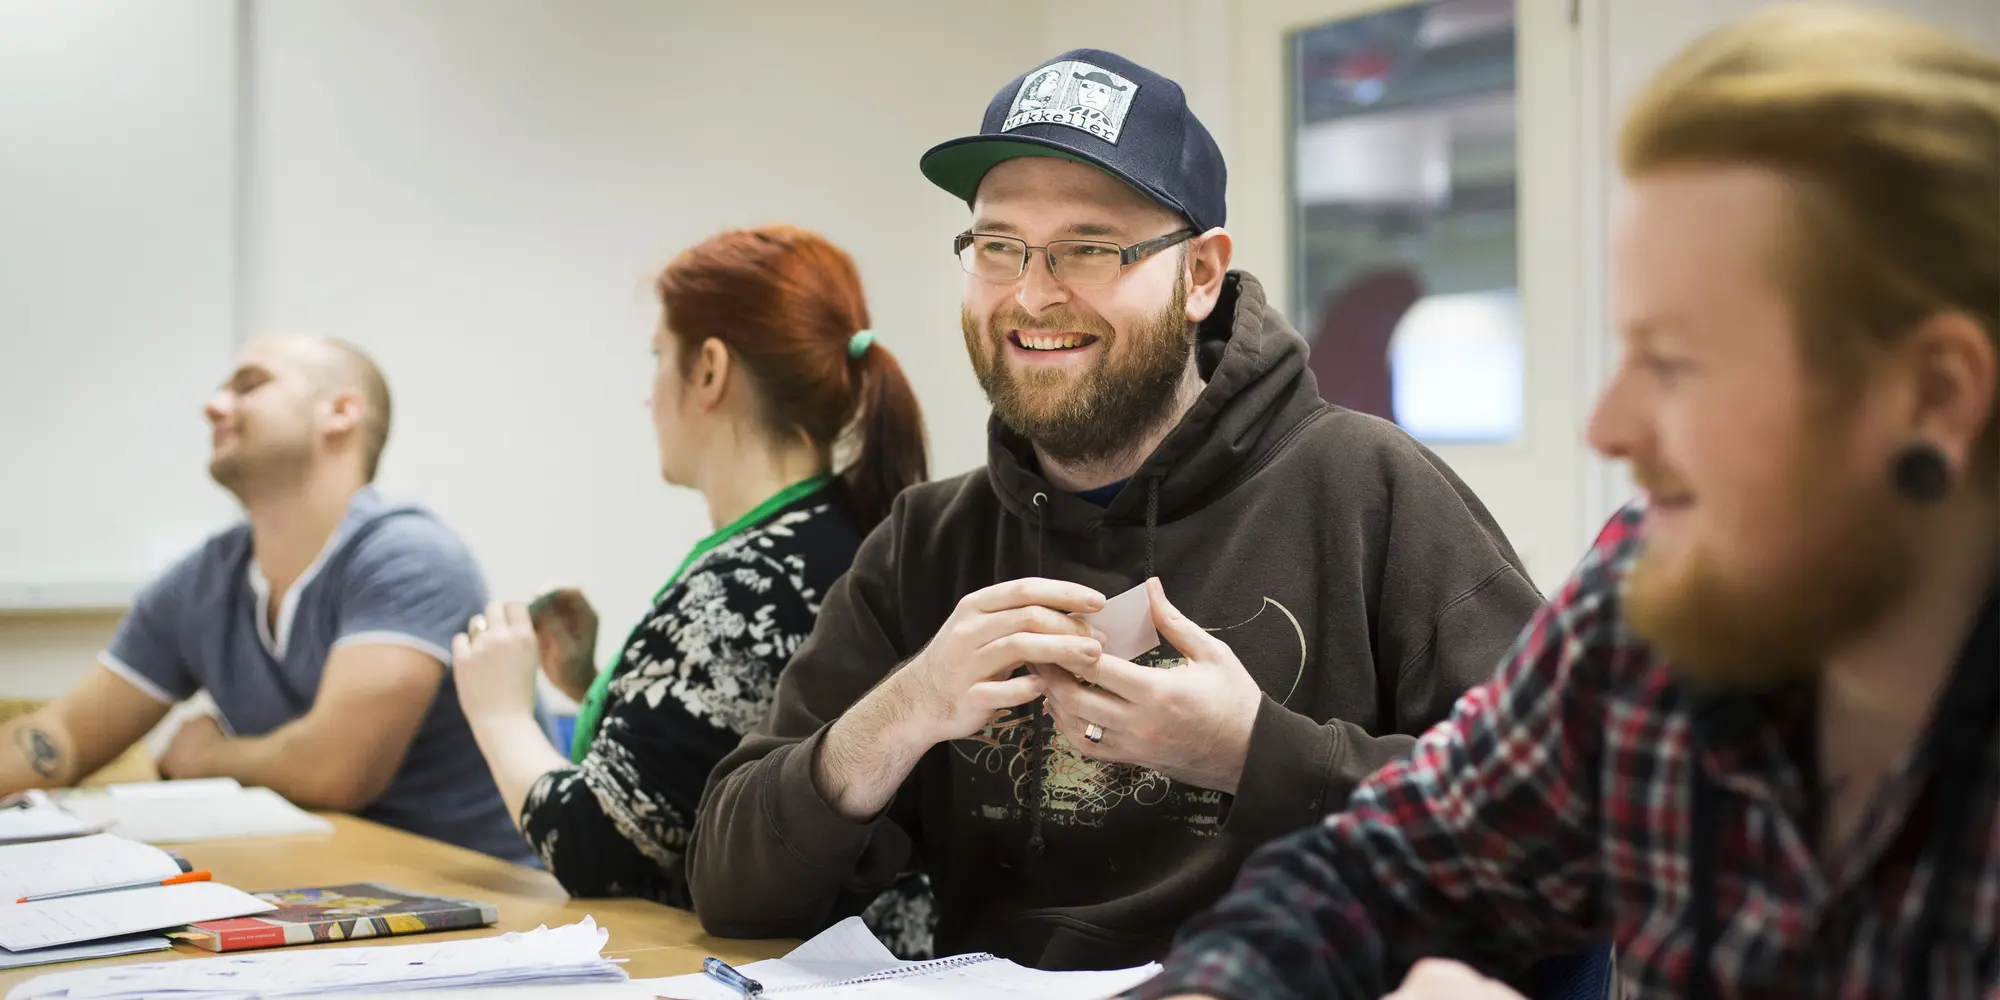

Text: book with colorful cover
xmin=170 ymin=882 xmax=498 ymax=952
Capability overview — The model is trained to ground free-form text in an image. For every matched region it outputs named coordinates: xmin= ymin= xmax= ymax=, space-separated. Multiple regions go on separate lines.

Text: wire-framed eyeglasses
xmin=953 ymin=229 xmax=1196 ymax=286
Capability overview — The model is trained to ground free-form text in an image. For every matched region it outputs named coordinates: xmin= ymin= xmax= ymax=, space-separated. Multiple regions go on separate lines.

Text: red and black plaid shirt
xmin=1132 ymin=502 xmax=1999 ymax=999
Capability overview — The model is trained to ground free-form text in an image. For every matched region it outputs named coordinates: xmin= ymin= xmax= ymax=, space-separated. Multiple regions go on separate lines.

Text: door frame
xmin=1228 ymin=0 xmax=1598 ymax=588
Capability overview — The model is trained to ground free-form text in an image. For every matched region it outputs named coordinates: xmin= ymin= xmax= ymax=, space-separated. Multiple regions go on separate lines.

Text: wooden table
xmin=0 ymin=814 xmax=795 ymax=991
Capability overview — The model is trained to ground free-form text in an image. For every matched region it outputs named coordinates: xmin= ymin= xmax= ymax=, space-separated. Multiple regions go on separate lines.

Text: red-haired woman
xmin=451 ymin=226 xmax=933 ymax=953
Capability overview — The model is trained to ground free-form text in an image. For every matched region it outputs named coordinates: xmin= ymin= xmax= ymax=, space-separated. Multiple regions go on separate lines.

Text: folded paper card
xmin=1079 ymin=582 xmax=1161 ymax=661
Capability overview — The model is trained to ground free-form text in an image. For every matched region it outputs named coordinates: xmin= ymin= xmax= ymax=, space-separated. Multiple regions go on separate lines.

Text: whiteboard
xmin=0 ymin=0 xmax=242 ymax=609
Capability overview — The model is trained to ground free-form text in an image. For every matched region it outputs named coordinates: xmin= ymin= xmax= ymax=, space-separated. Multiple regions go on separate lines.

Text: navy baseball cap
xmin=920 ymin=49 xmax=1227 ymax=233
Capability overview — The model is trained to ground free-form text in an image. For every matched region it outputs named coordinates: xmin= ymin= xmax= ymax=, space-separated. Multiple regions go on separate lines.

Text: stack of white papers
xmin=6 ymin=917 xmax=627 ymax=999
xmin=0 ymin=834 xmax=275 ymax=955
xmin=55 ymin=780 xmax=332 ymax=843
xmin=0 ymin=937 xmax=171 ymax=973
xmin=644 ymin=917 xmax=1159 ymax=1000
xmin=0 ymin=793 xmax=99 ymax=847
xmin=103 ymin=778 xmax=243 ymax=800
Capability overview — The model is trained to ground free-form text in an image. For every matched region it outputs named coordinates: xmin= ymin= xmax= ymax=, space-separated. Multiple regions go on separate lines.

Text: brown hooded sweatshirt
xmin=686 ymin=271 xmax=1543 ymax=969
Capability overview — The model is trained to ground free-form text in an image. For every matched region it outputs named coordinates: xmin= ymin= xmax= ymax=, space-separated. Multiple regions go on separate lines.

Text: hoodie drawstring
xmin=1144 ymin=477 xmax=1160 ymax=581
xmin=1021 ymin=481 xmax=1164 ymax=856
xmin=1034 ymin=493 xmax=1048 ymax=577
xmin=1025 ymin=492 xmax=1051 ymax=854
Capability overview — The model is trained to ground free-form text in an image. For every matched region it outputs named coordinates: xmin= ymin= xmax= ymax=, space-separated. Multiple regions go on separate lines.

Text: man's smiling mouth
xmin=1009 ymin=331 xmax=1101 ymax=352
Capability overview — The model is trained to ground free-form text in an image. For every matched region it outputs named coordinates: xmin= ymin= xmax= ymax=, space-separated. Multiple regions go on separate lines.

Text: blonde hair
xmin=1620 ymin=2 xmax=2000 ymax=485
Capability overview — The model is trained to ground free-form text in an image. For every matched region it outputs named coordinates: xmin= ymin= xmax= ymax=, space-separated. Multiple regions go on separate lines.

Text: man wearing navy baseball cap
xmin=689 ymin=49 xmax=1538 ymax=969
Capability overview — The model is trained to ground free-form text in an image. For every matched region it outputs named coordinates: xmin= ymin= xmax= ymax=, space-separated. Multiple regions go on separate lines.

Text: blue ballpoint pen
xmin=703 ymin=957 xmax=764 ymax=997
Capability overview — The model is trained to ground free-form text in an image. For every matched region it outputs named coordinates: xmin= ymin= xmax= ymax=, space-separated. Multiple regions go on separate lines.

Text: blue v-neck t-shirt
xmin=101 ymin=486 xmax=532 ymax=863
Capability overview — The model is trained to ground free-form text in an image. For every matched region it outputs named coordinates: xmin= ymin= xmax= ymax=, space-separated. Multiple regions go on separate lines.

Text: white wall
xmin=239 ymin=0 xmax=1045 ymax=686
xmin=0 ymin=0 xmax=242 ymax=700
xmin=1036 ymin=0 xmax=1235 ymax=156
xmin=0 ymin=0 xmax=1048 ymax=699
xmin=0 ymin=0 xmax=242 ymax=602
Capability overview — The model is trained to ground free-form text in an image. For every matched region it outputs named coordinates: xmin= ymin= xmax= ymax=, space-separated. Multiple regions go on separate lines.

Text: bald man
xmin=0 ymin=336 xmax=532 ymax=862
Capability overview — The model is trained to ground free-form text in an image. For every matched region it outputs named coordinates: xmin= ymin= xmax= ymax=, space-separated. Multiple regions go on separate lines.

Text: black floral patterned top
xmin=519 ymin=491 xmax=935 ymax=957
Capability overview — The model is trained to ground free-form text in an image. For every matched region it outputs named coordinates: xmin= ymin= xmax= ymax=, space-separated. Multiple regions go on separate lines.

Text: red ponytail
xmin=842 ymin=337 xmax=928 ymax=534
xmin=656 ymin=226 xmax=928 ymax=532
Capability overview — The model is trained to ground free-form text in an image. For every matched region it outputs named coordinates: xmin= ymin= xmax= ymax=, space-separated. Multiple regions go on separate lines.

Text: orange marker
xmin=17 ymin=870 xmax=212 ymax=904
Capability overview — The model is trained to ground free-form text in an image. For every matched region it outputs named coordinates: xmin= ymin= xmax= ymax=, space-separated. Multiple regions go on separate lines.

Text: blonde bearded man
xmin=1132 ymin=4 xmax=1999 ymax=999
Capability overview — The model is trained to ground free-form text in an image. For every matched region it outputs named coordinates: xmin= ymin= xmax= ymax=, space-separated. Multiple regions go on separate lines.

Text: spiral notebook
xmin=645 ymin=917 xmax=1159 ymax=999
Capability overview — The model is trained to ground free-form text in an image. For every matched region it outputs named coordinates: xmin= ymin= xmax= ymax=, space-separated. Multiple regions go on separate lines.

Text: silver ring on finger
xmin=1083 ymin=722 xmax=1105 ymax=745
xmin=466 ymin=614 xmax=489 ymax=642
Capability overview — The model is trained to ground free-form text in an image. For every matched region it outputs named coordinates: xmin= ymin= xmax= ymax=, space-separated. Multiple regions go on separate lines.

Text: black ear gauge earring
xmin=1891 ymin=442 xmax=1951 ymax=502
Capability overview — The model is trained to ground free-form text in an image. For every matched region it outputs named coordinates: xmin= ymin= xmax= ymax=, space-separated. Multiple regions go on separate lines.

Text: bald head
xmin=314 ymin=339 xmax=392 ymax=481
xmin=238 ymin=334 xmax=393 ymax=482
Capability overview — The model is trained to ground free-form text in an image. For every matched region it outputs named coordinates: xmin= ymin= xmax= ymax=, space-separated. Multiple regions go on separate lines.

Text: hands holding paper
xmin=1038 ymin=578 xmax=1263 ymax=796
xmin=815 ymin=578 xmax=1106 ymax=822
xmin=816 ymin=576 xmax=1261 ymax=820
xmin=890 ymin=579 xmax=1109 ymax=747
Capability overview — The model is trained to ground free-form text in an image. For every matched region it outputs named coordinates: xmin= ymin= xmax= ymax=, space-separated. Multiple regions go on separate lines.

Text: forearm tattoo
xmin=11 ymin=725 xmax=62 ymax=779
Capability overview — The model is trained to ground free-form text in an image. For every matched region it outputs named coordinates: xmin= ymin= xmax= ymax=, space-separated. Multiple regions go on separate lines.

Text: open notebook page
xmin=645 ymin=918 xmax=907 ymax=1000
xmin=644 ymin=918 xmax=1159 ymax=1000
xmin=785 ymin=917 xmax=901 ymax=965
xmin=647 ymin=959 xmax=1157 ymax=1000
xmin=0 ymin=834 xmax=183 ymax=901
xmin=750 ymin=915 xmax=925 ymax=987
xmin=801 ymin=961 xmax=1160 ymax=999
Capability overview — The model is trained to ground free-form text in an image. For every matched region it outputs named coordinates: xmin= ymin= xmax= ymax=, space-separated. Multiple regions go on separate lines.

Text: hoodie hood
xmin=986 ymin=272 xmax=1321 ymax=533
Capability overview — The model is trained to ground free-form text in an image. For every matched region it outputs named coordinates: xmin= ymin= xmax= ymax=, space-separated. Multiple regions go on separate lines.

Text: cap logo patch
xmin=1002 ymin=60 xmax=1139 ymax=144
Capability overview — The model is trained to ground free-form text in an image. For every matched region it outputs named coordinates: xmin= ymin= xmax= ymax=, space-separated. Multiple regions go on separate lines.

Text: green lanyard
xmin=568 ymin=475 xmax=832 ymax=762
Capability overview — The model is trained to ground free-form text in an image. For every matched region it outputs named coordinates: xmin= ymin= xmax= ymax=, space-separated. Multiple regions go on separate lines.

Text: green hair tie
xmin=847 ymin=329 xmax=878 ymax=359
